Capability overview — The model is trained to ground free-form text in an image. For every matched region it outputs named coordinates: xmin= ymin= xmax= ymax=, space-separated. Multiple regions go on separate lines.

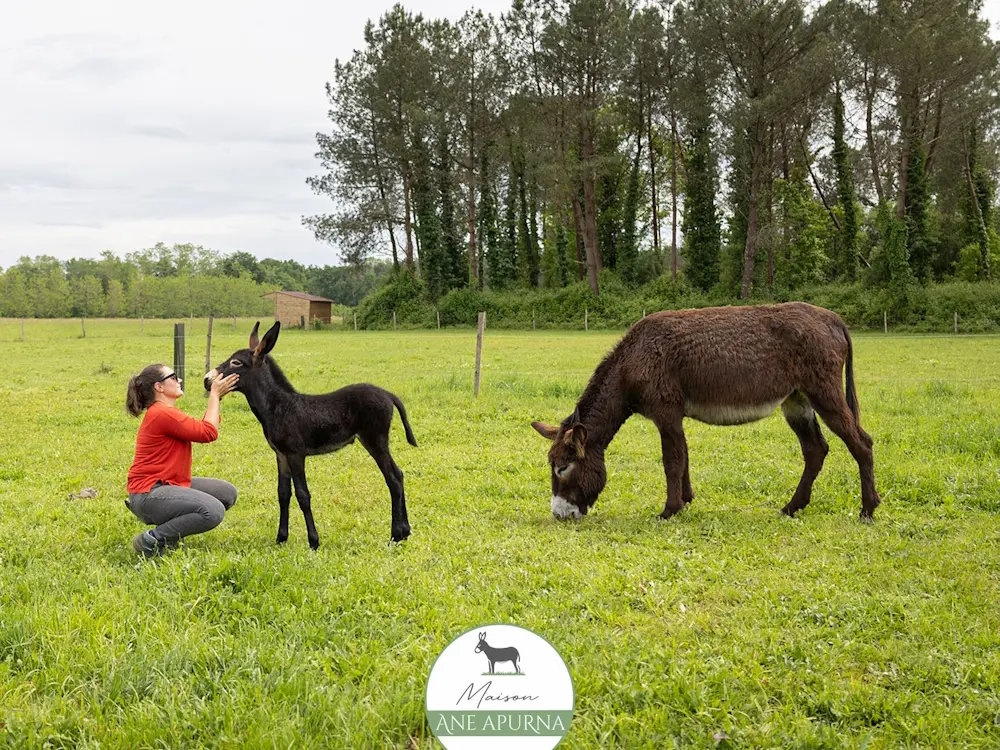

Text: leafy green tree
xmin=681 ymin=109 xmax=722 ymax=292
xmin=1 ymin=269 xmax=32 ymax=318
xmin=832 ymin=85 xmax=858 ymax=279
xmin=70 ymin=276 xmax=106 ymax=317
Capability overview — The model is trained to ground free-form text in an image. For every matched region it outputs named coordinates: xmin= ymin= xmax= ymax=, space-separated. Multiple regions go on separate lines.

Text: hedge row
xmin=355 ymin=271 xmax=1000 ymax=333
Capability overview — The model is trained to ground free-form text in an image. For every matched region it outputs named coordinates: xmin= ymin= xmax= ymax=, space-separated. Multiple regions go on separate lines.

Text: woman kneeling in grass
xmin=124 ymin=363 xmax=240 ymax=558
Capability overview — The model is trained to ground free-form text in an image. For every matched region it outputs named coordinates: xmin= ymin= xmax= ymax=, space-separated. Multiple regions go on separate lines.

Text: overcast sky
xmin=3 ymin=0 xmax=1000 ymax=271
xmin=0 ymin=0 xmax=511 ymax=270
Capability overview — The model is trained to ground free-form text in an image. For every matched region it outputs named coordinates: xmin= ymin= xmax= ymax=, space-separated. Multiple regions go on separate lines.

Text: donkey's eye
xmin=229 ymin=359 xmax=243 ymax=367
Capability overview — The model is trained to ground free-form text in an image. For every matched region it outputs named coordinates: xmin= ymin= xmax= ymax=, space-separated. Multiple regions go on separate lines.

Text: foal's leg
xmin=806 ymin=381 xmax=880 ymax=521
xmin=287 ymin=453 xmax=321 ymax=549
xmin=275 ymin=452 xmax=292 ymax=544
xmin=658 ymin=419 xmax=688 ymax=519
xmin=780 ymin=392 xmax=829 ymax=517
xmin=359 ymin=430 xmax=410 ymax=542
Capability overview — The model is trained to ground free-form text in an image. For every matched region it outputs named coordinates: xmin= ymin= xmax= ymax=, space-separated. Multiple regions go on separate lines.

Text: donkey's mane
xmin=263 ymin=355 xmax=298 ymax=394
xmin=564 ymin=334 xmax=631 ymax=429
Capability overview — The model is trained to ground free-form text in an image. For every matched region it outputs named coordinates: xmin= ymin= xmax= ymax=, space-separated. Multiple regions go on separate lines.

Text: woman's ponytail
xmin=126 ymin=364 xmax=166 ymax=417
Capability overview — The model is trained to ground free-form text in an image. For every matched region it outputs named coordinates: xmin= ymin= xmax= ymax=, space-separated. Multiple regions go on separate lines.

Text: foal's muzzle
xmin=204 ymin=369 xmax=219 ymax=391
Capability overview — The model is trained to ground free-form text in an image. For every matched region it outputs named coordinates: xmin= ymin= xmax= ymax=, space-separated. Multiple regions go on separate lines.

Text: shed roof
xmin=262 ymin=291 xmax=334 ymax=303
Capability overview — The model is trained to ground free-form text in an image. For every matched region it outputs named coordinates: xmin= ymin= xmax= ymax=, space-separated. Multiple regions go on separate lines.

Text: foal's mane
xmin=263 ymin=355 xmax=298 ymax=394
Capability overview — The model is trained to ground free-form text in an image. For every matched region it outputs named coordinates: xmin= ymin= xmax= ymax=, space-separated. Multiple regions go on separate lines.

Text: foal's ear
xmin=254 ymin=321 xmax=281 ymax=359
xmin=531 ymin=421 xmax=560 ymax=440
xmin=249 ymin=321 xmax=261 ymax=350
xmin=563 ymin=423 xmax=587 ymax=457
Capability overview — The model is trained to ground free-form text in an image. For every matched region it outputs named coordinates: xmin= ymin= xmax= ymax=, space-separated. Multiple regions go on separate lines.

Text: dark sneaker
xmin=132 ymin=530 xmax=166 ymax=558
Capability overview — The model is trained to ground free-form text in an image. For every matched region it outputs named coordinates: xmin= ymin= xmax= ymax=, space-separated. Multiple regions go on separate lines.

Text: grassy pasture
xmin=1 ymin=318 xmax=1000 ymax=748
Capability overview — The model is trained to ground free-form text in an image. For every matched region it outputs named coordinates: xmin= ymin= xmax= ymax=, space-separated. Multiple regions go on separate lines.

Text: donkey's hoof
xmin=780 ymin=504 xmax=798 ymax=517
xmin=859 ymin=511 xmax=876 ymax=524
xmin=276 ymin=534 xmax=288 ymax=545
xmin=658 ymin=506 xmax=683 ymax=520
xmin=309 ymin=539 xmax=320 ymax=550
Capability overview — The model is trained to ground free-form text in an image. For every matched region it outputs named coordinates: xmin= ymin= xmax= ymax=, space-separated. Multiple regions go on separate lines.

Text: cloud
xmin=47 ymin=55 xmax=151 ymax=84
xmin=129 ymin=125 xmax=190 ymax=141
xmin=0 ymin=167 xmax=90 ymax=191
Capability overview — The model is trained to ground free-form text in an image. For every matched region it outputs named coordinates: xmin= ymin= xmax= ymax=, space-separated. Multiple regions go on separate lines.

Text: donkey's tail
xmin=841 ymin=321 xmax=860 ymax=422
xmin=390 ymin=392 xmax=418 ymax=447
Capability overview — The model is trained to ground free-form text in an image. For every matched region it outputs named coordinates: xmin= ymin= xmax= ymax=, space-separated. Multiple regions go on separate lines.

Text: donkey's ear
xmin=531 ymin=421 xmax=560 ymax=441
xmin=249 ymin=321 xmax=261 ymax=350
xmin=564 ymin=423 xmax=587 ymax=457
xmin=254 ymin=322 xmax=280 ymax=359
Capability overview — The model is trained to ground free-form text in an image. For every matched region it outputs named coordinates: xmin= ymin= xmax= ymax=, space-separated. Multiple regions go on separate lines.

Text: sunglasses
xmin=157 ymin=372 xmax=180 ymax=383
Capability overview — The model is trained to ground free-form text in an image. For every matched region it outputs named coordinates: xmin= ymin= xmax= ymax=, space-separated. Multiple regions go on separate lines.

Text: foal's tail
xmin=390 ymin=392 xmax=418 ymax=447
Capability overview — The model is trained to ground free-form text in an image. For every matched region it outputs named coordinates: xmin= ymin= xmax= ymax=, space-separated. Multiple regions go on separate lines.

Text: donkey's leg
xmin=780 ymin=392 xmax=829 ymax=517
xmin=287 ymin=454 xmax=321 ymax=549
xmin=658 ymin=419 xmax=688 ymax=519
xmin=806 ymin=382 xmax=880 ymax=521
xmin=275 ymin=451 xmax=292 ymax=544
xmin=359 ymin=432 xmax=410 ymax=542
xmin=683 ymin=451 xmax=695 ymax=505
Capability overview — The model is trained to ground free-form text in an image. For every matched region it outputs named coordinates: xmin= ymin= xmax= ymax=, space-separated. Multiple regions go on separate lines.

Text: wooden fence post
xmin=141 ymin=315 xmax=145 ymax=334
xmin=21 ymin=319 xmax=24 ymax=342
xmin=205 ymin=315 xmax=214 ymax=379
xmin=233 ymin=314 xmax=237 ymax=332
xmin=393 ymin=310 xmax=397 ymax=331
xmin=81 ymin=317 xmax=86 ymax=339
xmin=173 ymin=323 xmax=186 ymax=385
xmin=585 ymin=308 xmax=588 ymax=331
xmin=954 ymin=311 xmax=958 ymax=334
xmin=474 ymin=312 xmax=486 ymax=397
xmin=437 ymin=310 xmax=441 ymax=329
xmin=883 ymin=311 xmax=887 ymax=334
xmin=354 ymin=312 xmax=357 ymax=331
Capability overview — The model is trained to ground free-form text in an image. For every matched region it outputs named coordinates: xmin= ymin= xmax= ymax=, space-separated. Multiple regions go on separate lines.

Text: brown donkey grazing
xmin=205 ymin=321 xmax=416 ymax=547
xmin=532 ymin=302 xmax=880 ymax=522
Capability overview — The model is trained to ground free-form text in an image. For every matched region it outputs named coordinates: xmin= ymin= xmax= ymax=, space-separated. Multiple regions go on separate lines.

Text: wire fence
xmin=5 ymin=313 xmax=1000 ymax=342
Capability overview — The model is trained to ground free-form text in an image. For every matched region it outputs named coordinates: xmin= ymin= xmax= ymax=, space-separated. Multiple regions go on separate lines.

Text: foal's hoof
xmin=658 ymin=506 xmax=683 ymax=520
xmin=276 ymin=535 xmax=288 ymax=545
xmin=391 ymin=524 xmax=411 ymax=544
xmin=859 ymin=510 xmax=876 ymax=524
xmin=309 ymin=538 xmax=320 ymax=550
xmin=780 ymin=504 xmax=798 ymax=518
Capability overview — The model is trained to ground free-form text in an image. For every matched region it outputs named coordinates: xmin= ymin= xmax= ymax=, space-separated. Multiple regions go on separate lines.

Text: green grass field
xmin=2 ymin=318 xmax=1000 ymax=748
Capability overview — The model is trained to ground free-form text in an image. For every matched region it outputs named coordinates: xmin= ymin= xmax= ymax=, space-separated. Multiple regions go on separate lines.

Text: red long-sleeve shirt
xmin=126 ymin=402 xmax=219 ymax=493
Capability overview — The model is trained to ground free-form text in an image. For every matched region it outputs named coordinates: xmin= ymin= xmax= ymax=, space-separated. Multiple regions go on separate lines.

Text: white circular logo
xmin=426 ymin=624 xmax=574 ymax=749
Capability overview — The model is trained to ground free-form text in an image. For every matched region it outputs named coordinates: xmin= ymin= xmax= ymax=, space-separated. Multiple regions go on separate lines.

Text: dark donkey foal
xmin=205 ymin=321 xmax=416 ymax=547
xmin=532 ymin=302 xmax=880 ymax=522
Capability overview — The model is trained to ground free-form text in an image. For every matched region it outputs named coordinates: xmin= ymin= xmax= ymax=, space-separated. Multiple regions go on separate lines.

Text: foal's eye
xmin=229 ymin=359 xmax=243 ymax=367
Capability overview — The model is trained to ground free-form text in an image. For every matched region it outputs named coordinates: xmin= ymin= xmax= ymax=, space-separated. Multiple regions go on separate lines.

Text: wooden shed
xmin=262 ymin=291 xmax=334 ymax=327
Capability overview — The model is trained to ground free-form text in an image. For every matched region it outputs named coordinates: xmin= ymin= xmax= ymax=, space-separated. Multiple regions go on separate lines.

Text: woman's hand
xmin=210 ymin=373 xmax=240 ymax=398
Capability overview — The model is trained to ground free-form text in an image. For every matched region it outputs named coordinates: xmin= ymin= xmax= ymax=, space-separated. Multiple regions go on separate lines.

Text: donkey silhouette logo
xmin=474 ymin=631 xmax=522 ymax=674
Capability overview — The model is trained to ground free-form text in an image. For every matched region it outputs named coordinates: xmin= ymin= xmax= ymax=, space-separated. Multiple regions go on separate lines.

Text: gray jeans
xmin=127 ymin=477 xmax=238 ymax=543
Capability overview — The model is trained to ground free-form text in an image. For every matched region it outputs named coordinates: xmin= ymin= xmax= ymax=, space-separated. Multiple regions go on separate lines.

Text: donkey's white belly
xmin=684 ymin=397 xmax=787 ymax=426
